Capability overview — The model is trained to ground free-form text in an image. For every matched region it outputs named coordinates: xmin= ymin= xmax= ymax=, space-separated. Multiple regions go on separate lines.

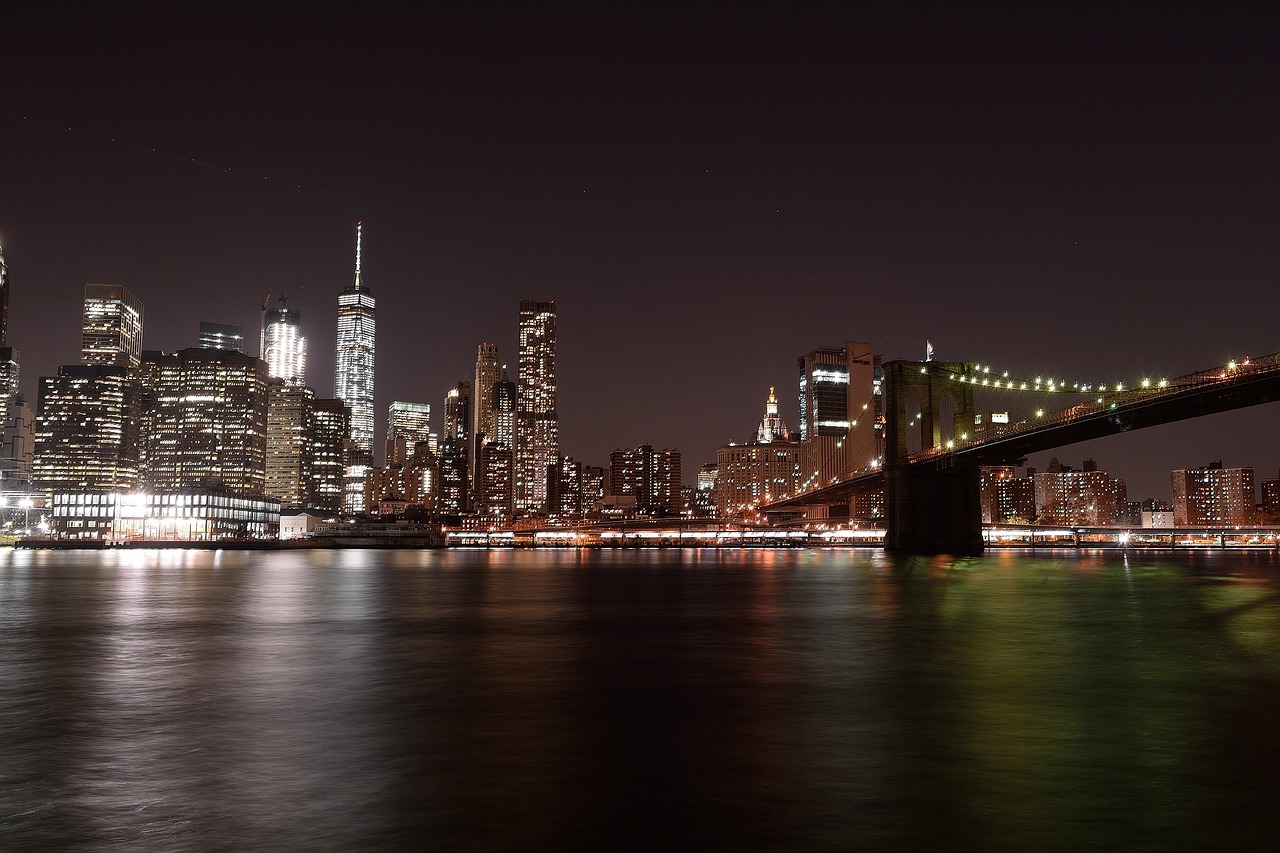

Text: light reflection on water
xmin=3 ymin=547 xmax=1280 ymax=850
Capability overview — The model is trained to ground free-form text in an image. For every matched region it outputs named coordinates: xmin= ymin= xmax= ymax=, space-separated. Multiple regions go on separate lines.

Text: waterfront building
xmin=516 ymin=300 xmax=557 ymax=513
xmin=139 ymin=348 xmax=268 ymax=497
xmin=0 ymin=395 xmax=34 ymax=486
xmin=438 ymin=382 xmax=471 ymax=515
xmin=1033 ymin=458 xmax=1127 ymax=526
xmin=980 ymin=466 xmax=1037 ymax=524
xmin=265 ymin=381 xmax=315 ymax=509
xmin=262 ymin=306 xmax=307 ymax=386
xmin=1171 ymin=462 xmax=1256 ymax=526
xmin=386 ymin=401 xmax=432 ymax=468
xmin=609 ymin=445 xmax=682 ymax=517
xmin=33 ymin=365 xmax=140 ymax=492
xmin=334 ymin=222 xmax=376 ymax=464
xmin=49 ymin=489 xmax=279 ymax=541
xmin=82 ymin=284 xmax=144 ymax=370
xmin=309 ymin=398 xmax=349 ymax=513
xmin=715 ymin=388 xmax=801 ymax=520
xmin=693 ymin=463 xmax=718 ymax=518
xmin=198 ymin=322 xmax=245 ymax=352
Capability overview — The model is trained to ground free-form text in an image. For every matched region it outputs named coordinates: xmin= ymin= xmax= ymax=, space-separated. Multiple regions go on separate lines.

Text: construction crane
xmin=258 ymin=290 xmax=272 ymax=358
xmin=277 ymin=284 xmax=308 ymax=308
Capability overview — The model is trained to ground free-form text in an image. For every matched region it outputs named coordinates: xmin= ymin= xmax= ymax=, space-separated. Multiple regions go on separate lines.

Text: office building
xmin=263 ymin=306 xmax=307 ymax=386
xmin=516 ymin=300 xmax=558 ymax=513
xmin=797 ymin=343 xmax=881 ymax=494
xmin=335 ymin=222 xmax=376 ymax=463
xmin=310 ymin=398 xmax=349 ymax=514
xmin=82 ymin=284 xmax=144 ymax=370
xmin=1171 ymin=462 xmax=1256 ymax=526
xmin=265 ymin=381 xmax=315 ymax=509
xmin=0 ymin=347 xmax=19 ymax=405
xmin=198 ymin=322 xmax=245 ymax=352
xmin=0 ymin=243 xmax=8 ymax=346
xmin=715 ymin=388 xmax=801 ymax=519
xmin=545 ymin=455 xmax=583 ymax=520
xmin=1262 ymin=471 xmax=1280 ymax=518
xmin=33 ymin=365 xmax=140 ymax=492
xmin=139 ymin=348 xmax=268 ymax=496
xmin=386 ymin=401 xmax=432 ymax=468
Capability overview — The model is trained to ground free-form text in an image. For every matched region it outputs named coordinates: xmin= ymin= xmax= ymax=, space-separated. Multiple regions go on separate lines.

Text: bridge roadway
xmin=763 ymin=351 xmax=1280 ymax=543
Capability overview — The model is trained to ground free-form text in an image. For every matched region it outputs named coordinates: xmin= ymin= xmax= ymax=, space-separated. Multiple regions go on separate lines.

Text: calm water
xmin=3 ymin=547 xmax=1280 ymax=851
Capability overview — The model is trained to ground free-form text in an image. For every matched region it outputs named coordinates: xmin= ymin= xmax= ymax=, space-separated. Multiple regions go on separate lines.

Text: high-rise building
xmin=797 ymin=342 xmax=880 ymax=493
xmin=1 ymin=395 xmax=35 ymax=489
xmin=265 ymin=381 xmax=315 ymax=509
xmin=1033 ymin=458 xmax=1128 ymax=526
xmin=716 ymin=388 xmax=801 ymax=520
xmin=33 ymin=365 xmax=140 ymax=492
xmin=439 ymin=382 xmax=471 ymax=515
xmin=473 ymin=343 xmax=501 ymax=467
xmin=979 ymin=466 xmax=1037 ymax=524
xmin=386 ymin=402 xmax=432 ymax=468
xmin=444 ymin=381 xmax=471 ymax=448
xmin=139 ymin=348 xmax=269 ymax=496
xmin=82 ymin=284 xmax=144 ymax=370
xmin=262 ymin=307 xmax=307 ymax=386
xmin=609 ymin=445 xmax=682 ymax=517
xmin=0 ymin=347 xmax=19 ymax=405
xmin=545 ymin=455 xmax=583 ymax=520
xmin=1262 ymin=471 xmax=1280 ymax=519
xmin=516 ymin=300 xmax=557 ymax=513
xmin=581 ymin=465 xmax=605 ymax=516
xmin=1171 ymin=462 xmax=1256 ymax=526
xmin=0 ymin=243 xmax=8 ymax=346
xmin=198 ymin=322 xmax=245 ymax=352
xmin=309 ymin=398 xmax=349 ymax=513
xmin=335 ymin=222 xmax=376 ymax=463
xmin=476 ymin=443 xmax=514 ymax=520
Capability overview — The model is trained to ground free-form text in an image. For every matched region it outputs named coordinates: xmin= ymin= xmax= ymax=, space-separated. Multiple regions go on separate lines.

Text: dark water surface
xmin=3 ymin=547 xmax=1280 ymax=851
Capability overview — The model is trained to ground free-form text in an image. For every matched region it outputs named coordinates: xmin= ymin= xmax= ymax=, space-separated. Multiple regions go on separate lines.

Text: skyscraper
xmin=797 ymin=342 xmax=880 ymax=493
xmin=472 ymin=343 xmax=501 ymax=489
xmin=198 ymin=322 xmax=245 ymax=352
xmin=139 ymin=348 xmax=269 ymax=496
xmin=263 ymin=306 xmax=307 ymax=386
xmin=386 ymin=401 xmax=432 ymax=468
xmin=0 ymin=246 xmax=16 ymax=404
xmin=33 ymin=365 xmax=140 ymax=492
xmin=265 ymin=380 xmax=315 ymax=509
xmin=335 ymin=222 xmax=376 ymax=464
xmin=82 ymin=284 xmax=144 ymax=370
xmin=516 ymin=300 xmax=557 ymax=513
xmin=0 ymin=243 xmax=8 ymax=347
xmin=477 ymin=368 xmax=517 ymax=520
xmin=309 ymin=398 xmax=349 ymax=513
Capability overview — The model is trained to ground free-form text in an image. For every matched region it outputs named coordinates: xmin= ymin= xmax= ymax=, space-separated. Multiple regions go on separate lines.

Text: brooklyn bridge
xmin=763 ymin=351 xmax=1280 ymax=553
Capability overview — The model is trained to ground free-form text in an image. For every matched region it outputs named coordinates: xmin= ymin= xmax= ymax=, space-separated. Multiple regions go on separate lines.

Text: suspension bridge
xmin=763 ymin=351 xmax=1280 ymax=553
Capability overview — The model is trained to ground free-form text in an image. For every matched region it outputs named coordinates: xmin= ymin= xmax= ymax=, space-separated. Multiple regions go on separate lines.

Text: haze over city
xmin=4 ymin=5 xmax=1280 ymax=499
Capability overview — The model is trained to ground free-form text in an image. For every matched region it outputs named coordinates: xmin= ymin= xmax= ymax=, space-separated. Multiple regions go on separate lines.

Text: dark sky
xmin=4 ymin=4 xmax=1280 ymax=500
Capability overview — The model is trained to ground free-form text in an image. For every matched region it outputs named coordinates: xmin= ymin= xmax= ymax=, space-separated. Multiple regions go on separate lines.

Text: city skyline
xmin=4 ymin=7 xmax=1280 ymax=499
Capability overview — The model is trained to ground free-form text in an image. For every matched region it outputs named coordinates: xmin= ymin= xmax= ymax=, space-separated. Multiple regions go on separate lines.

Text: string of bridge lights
xmin=930 ymin=362 xmax=1188 ymax=394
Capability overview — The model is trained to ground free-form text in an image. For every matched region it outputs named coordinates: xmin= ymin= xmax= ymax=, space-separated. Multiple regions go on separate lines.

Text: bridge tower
xmin=882 ymin=359 xmax=985 ymax=554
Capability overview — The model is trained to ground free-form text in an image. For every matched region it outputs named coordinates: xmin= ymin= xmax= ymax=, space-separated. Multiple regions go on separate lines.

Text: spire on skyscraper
xmin=350 ymin=221 xmax=366 ymax=293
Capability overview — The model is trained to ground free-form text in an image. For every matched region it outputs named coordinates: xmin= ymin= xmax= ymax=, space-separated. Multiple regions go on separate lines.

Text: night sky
xmin=4 ymin=5 xmax=1280 ymax=500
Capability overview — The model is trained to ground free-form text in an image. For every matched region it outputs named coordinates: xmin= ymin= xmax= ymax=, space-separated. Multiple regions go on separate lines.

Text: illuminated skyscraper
xmin=82 ymin=284 xmax=144 ymax=370
xmin=516 ymin=300 xmax=557 ymax=513
xmin=139 ymin=348 xmax=268 ymax=496
xmin=608 ymin=445 xmax=682 ymax=517
xmin=0 ymin=243 xmax=8 ymax=346
xmin=309 ymin=399 xmax=349 ymax=513
xmin=335 ymin=222 xmax=375 ymax=463
xmin=33 ymin=365 xmax=140 ymax=492
xmin=386 ymin=401 xmax=432 ymax=468
xmin=263 ymin=306 xmax=307 ymax=386
xmin=198 ymin=322 xmax=244 ymax=352
xmin=477 ymin=368 xmax=517 ymax=520
xmin=797 ymin=342 xmax=880 ymax=493
xmin=472 ymin=343 xmax=501 ymax=489
xmin=0 ymin=246 xmax=16 ymax=404
xmin=265 ymin=380 xmax=315 ymax=509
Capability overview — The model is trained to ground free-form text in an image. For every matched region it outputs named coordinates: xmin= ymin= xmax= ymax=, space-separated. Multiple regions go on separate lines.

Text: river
xmin=3 ymin=547 xmax=1279 ymax=850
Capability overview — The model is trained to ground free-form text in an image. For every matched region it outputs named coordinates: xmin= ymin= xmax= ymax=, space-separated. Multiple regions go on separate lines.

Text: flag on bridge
xmin=926 ymin=340 xmax=935 ymax=362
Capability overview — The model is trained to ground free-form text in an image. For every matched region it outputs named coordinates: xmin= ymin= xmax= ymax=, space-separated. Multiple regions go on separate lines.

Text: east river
xmin=3 ymin=547 xmax=1280 ymax=851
